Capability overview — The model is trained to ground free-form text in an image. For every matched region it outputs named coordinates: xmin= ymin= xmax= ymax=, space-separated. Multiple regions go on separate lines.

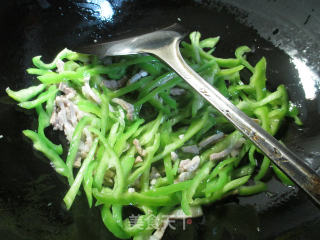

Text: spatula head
xmin=78 ymin=23 xmax=188 ymax=58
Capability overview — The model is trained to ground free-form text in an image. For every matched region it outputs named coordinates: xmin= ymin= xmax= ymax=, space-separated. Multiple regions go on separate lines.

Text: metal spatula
xmin=79 ymin=24 xmax=320 ymax=204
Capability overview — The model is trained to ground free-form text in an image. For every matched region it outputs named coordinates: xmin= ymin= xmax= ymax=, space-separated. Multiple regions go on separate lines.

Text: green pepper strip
xmin=254 ymin=156 xmax=270 ymax=181
xmin=93 ymin=189 xmax=177 ymax=207
xmin=159 ymin=91 xmax=177 ymax=109
xmin=37 ymin=71 xmax=83 ymax=84
xmin=112 ymin=205 xmax=125 ymax=231
xmin=207 ymin=157 xmax=236 ymax=181
xmin=163 ymin=154 xmax=174 ymax=184
xmin=45 ymin=92 xmax=56 ymax=116
xmin=6 ymin=84 xmax=45 ymax=102
xmin=111 ymin=76 xmax=153 ymax=98
xmin=108 ymin=122 xmax=120 ymax=147
xmin=272 ymin=163 xmax=294 ymax=186
xmin=138 ymin=72 xmax=176 ymax=98
xmin=235 ymin=46 xmax=254 ymax=72
xmin=236 ymin=88 xmax=282 ymax=114
xmin=77 ymin=100 xmax=102 ymax=117
xmin=222 ymin=175 xmax=250 ymax=193
xmin=128 ymin=133 xmax=160 ymax=186
xmin=138 ymin=60 xmax=164 ymax=75
xmin=114 ymin=119 xmax=144 ymax=155
xmin=187 ymin=161 xmax=214 ymax=202
xmin=93 ymin=149 xmax=109 ymax=190
xmin=36 ymin=105 xmax=63 ymax=154
xmin=140 ymin=112 xmax=163 ymax=146
xmin=26 ymin=68 xmax=51 ymax=75
xmin=199 ymin=36 xmax=220 ymax=48
xmin=32 ymin=48 xmax=80 ymax=70
xmin=83 ymin=161 xmax=97 ymax=208
xmin=215 ymin=65 xmax=244 ymax=78
xmin=231 ymin=164 xmax=255 ymax=178
xmin=250 ymin=57 xmax=267 ymax=101
xmin=23 ymin=130 xmax=70 ymax=179
xmin=134 ymin=77 xmax=181 ymax=107
xmin=87 ymin=56 xmax=157 ymax=76
xmin=248 ymin=145 xmax=257 ymax=166
xmin=189 ymin=31 xmax=201 ymax=63
xmin=120 ymin=147 xmax=136 ymax=178
xmin=101 ymin=205 xmax=130 ymax=239
xmin=238 ymin=181 xmax=267 ymax=195
xmin=18 ymin=86 xmax=58 ymax=109
xmin=181 ymin=42 xmax=241 ymax=68
xmin=87 ymin=130 xmax=121 ymax=191
xmin=64 ymin=138 xmax=99 ymax=210
xmin=66 ymin=116 xmax=91 ymax=183
xmin=153 ymin=112 xmax=208 ymax=163
xmin=181 ymin=190 xmax=192 ymax=215
xmin=100 ymin=92 xmax=110 ymax=135
xmin=143 ymin=180 xmax=192 ymax=197
xmin=205 ymin=164 xmax=233 ymax=196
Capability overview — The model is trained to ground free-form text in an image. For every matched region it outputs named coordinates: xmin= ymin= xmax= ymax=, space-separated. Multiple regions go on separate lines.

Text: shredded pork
xmin=82 ymin=75 xmax=101 ymax=104
xmin=133 ymin=138 xmax=147 ymax=156
xmin=177 ymin=156 xmax=200 ymax=182
xmin=198 ymin=132 xmax=224 ymax=149
xmin=50 ymin=83 xmax=94 ymax=167
xmin=112 ymin=98 xmax=135 ymax=120
xmin=209 ymin=137 xmax=246 ymax=161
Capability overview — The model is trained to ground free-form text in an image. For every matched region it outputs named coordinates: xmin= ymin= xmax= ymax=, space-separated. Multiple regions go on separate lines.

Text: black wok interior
xmin=0 ymin=0 xmax=320 ymax=239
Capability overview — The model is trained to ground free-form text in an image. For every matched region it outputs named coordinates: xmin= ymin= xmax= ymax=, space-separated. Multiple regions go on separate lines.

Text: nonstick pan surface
xmin=0 ymin=0 xmax=320 ymax=239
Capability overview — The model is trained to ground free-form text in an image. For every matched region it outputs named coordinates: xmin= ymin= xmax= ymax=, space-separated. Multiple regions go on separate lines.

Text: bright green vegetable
xmin=18 ymin=85 xmax=58 ymax=109
xmin=6 ymin=84 xmax=45 ymax=102
xmin=23 ymin=130 xmax=71 ymax=179
xmin=7 ymin=31 xmax=302 ymax=239
xmin=64 ymin=138 xmax=99 ymax=210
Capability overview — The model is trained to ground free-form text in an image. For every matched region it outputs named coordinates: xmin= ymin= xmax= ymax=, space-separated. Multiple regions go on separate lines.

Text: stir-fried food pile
xmin=6 ymin=32 xmax=302 ymax=239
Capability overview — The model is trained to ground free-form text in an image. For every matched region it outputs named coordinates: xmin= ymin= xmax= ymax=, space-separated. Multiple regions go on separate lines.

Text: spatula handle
xmin=150 ymin=37 xmax=320 ymax=205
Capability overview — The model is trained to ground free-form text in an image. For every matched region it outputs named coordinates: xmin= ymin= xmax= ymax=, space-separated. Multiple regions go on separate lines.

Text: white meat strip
xmin=73 ymin=157 xmax=82 ymax=168
xmin=50 ymin=85 xmax=94 ymax=166
xmin=56 ymin=59 xmax=65 ymax=73
xmin=209 ymin=137 xmax=246 ymax=161
xmin=112 ymin=98 xmax=135 ymax=120
xmin=178 ymin=156 xmax=200 ymax=173
xmin=198 ymin=132 xmax=224 ymax=149
xmin=176 ymin=156 xmax=200 ymax=182
xmin=59 ymin=82 xmax=76 ymax=99
xmin=170 ymin=151 xmax=178 ymax=161
xmin=181 ymin=145 xmax=199 ymax=154
xmin=102 ymin=76 xmax=128 ymax=90
xmin=82 ymin=75 xmax=101 ymax=104
xmin=77 ymin=127 xmax=93 ymax=158
xmin=170 ymin=88 xmax=185 ymax=96
xmin=150 ymin=167 xmax=161 ymax=186
xmin=209 ymin=147 xmax=233 ymax=161
xmin=135 ymin=156 xmax=143 ymax=164
xmin=127 ymin=70 xmax=148 ymax=85
xmin=231 ymin=138 xmax=246 ymax=157
xmin=150 ymin=167 xmax=161 ymax=179
xmin=133 ymin=138 xmax=146 ymax=156
xmin=177 ymin=171 xmax=193 ymax=182
xmin=150 ymin=178 xmax=157 ymax=186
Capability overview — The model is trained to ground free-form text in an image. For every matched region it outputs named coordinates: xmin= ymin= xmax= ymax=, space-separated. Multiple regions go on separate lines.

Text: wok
xmin=0 ymin=0 xmax=320 ymax=239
